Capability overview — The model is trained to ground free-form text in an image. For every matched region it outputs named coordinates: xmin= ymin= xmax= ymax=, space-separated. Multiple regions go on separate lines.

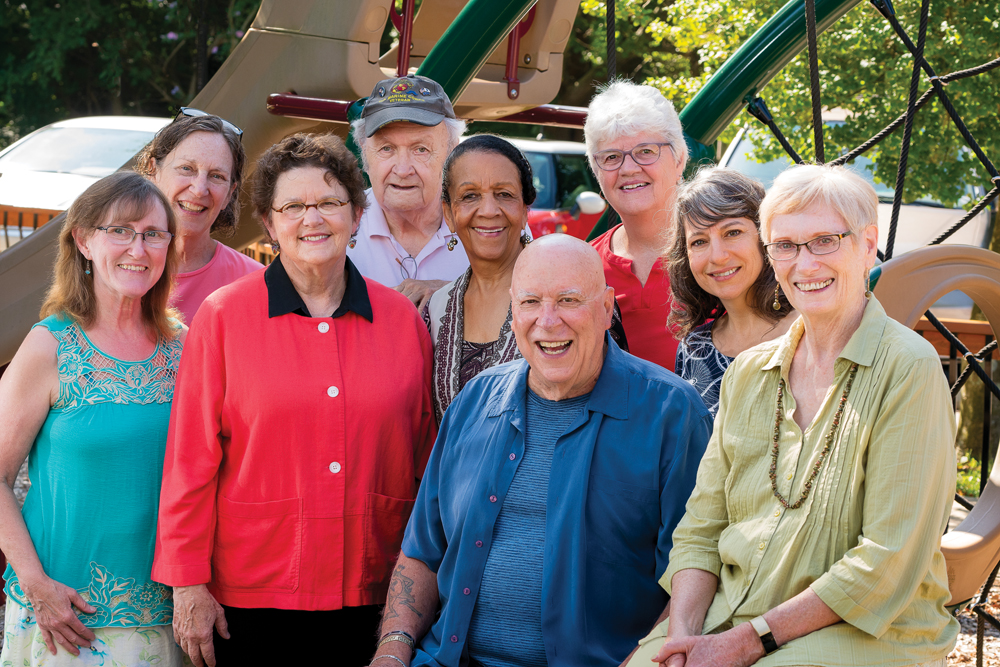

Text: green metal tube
xmin=416 ymin=0 xmax=536 ymax=101
xmin=679 ymin=0 xmax=862 ymax=147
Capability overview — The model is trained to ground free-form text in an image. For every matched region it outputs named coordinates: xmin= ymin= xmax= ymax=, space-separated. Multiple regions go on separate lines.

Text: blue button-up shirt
xmin=403 ymin=336 xmax=712 ymax=667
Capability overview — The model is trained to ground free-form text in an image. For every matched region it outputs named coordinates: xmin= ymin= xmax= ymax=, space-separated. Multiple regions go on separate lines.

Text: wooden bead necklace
xmin=769 ymin=362 xmax=859 ymax=510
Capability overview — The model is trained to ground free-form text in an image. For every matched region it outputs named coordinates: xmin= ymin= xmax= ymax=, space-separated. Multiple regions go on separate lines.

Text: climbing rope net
xmin=744 ymin=0 xmax=1000 ymax=658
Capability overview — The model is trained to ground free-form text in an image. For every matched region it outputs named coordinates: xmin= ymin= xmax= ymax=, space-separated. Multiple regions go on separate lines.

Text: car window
xmin=553 ymin=154 xmax=599 ymax=209
xmin=0 ymin=128 xmax=158 ymax=177
xmin=524 ymin=151 xmax=555 ymax=209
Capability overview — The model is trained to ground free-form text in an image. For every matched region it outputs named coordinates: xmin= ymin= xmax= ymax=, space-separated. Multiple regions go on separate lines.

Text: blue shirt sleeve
xmin=402 ymin=408 xmax=453 ymax=573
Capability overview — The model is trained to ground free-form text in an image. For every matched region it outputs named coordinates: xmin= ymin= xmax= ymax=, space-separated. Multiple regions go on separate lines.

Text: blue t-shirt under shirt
xmin=465 ymin=389 xmax=592 ymax=667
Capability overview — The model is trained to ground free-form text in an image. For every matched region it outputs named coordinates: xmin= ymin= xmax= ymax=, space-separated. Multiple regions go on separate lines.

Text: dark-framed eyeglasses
xmin=96 ymin=226 xmax=174 ymax=248
xmin=176 ymin=107 xmax=244 ymax=140
xmin=592 ymin=142 xmax=672 ymax=171
xmin=271 ymin=198 xmax=349 ymax=219
xmin=765 ymin=231 xmax=852 ymax=261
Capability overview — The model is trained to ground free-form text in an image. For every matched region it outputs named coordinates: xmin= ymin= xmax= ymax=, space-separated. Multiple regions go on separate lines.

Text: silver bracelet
xmin=370 ymin=655 xmax=406 ymax=667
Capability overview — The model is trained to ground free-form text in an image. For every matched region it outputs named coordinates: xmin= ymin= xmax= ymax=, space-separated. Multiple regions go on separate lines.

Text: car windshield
xmin=0 ymin=127 xmax=157 ymax=177
xmin=523 ymin=150 xmax=599 ymax=210
xmin=725 ymin=132 xmax=975 ymax=208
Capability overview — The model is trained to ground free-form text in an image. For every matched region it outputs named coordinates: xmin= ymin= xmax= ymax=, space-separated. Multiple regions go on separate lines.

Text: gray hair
xmin=584 ymin=80 xmax=688 ymax=174
xmin=350 ymin=117 xmax=467 ymax=173
xmin=677 ymin=166 xmax=765 ymax=229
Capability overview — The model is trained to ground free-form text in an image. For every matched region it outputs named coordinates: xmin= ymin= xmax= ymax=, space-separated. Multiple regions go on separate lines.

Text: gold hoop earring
xmin=772 ymin=283 xmax=782 ymax=311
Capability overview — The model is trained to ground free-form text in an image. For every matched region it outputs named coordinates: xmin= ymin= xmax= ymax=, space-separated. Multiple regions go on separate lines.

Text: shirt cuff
xmin=660 ymin=552 xmax=723 ymax=595
xmin=810 ymin=573 xmax=890 ymax=638
xmin=150 ymin=561 xmax=213 ymax=588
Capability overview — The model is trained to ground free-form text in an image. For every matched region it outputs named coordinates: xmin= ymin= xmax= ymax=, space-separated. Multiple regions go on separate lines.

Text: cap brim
xmin=365 ymin=107 xmax=447 ymax=137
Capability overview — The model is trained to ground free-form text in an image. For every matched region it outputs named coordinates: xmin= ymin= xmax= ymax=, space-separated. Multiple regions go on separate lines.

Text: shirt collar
xmin=488 ymin=332 xmax=629 ymax=420
xmin=264 ymin=254 xmax=374 ymax=322
xmin=762 ymin=296 xmax=887 ymax=372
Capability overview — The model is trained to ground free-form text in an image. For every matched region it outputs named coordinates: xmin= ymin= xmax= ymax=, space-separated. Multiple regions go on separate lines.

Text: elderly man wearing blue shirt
xmin=369 ymin=235 xmax=712 ymax=667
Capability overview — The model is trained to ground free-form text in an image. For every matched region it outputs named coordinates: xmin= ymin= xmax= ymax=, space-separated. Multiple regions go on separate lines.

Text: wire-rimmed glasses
xmin=96 ymin=226 xmax=173 ymax=248
xmin=271 ymin=199 xmax=349 ymax=219
xmin=592 ymin=143 xmax=672 ymax=171
xmin=764 ymin=231 xmax=852 ymax=261
xmin=397 ymin=255 xmax=417 ymax=281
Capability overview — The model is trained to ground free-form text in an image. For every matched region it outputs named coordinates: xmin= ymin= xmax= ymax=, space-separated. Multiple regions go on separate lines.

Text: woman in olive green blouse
xmin=631 ymin=164 xmax=958 ymax=667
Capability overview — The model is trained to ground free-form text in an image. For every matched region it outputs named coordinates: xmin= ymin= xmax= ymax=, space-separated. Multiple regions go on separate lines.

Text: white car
xmin=720 ymin=126 xmax=994 ymax=317
xmin=0 ymin=116 xmax=170 ymax=251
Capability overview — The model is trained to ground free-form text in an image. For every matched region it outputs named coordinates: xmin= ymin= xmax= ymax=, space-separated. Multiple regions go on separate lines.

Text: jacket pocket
xmin=214 ymin=496 xmax=302 ymax=592
xmin=362 ymin=493 xmax=415 ymax=590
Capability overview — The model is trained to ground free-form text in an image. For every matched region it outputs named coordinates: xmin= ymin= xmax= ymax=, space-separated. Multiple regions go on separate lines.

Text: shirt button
xmin=318 ymin=322 xmax=330 ymax=333
xmin=450 ymin=635 xmax=458 ymax=643
xmin=327 ymin=386 xmax=340 ymax=398
xmin=509 ymin=453 xmax=516 ymax=461
xmin=329 ymin=461 xmax=342 ymax=474
xmin=489 ymin=495 xmax=497 ymax=503
xmin=786 ymin=473 xmax=793 ymax=480
xmin=475 ymin=540 xmax=483 ymax=547
xmin=463 ymin=588 xmax=471 ymax=595
xmin=759 ymin=541 xmax=766 ymax=550
xmin=774 ymin=509 xmax=781 ymax=517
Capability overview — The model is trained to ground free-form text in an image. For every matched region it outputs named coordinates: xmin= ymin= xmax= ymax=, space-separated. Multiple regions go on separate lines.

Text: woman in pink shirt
xmin=585 ymin=81 xmax=688 ymax=371
xmin=136 ymin=109 xmax=261 ymax=324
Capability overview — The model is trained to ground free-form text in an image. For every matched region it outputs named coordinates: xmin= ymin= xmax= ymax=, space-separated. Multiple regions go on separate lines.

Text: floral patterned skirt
xmin=1 ymin=601 xmax=190 ymax=667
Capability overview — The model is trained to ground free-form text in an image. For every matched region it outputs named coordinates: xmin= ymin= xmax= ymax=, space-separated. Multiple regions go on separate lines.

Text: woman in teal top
xmin=0 ymin=172 xmax=187 ymax=666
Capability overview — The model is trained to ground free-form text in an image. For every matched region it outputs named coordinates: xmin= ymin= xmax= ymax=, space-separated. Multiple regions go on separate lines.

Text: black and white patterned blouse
xmin=675 ymin=321 xmax=734 ymax=418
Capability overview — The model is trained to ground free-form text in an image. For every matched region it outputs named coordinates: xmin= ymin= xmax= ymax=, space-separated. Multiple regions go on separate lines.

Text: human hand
xmin=652 ymin=623 xmax=762 ymax=667
xmin=172 ymin=584 xmax=229 ymax=667
xmin=394 ymin=279 xmax=448 ymax=310
xmin=21 ymin=573 xmax=97 ymax=656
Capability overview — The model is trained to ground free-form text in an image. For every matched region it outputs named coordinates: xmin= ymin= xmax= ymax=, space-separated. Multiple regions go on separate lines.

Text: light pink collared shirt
xmin=347 ymin=189 xmax=469 ymax=288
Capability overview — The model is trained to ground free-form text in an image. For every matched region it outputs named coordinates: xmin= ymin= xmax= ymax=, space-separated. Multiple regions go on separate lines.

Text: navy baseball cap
xmin=361 ymin=75 xmax=457 ymax=137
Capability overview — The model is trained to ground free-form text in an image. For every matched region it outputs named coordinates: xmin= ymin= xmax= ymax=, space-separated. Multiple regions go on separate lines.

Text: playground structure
xmin=0 ymin=0 xmax=999 ymax=659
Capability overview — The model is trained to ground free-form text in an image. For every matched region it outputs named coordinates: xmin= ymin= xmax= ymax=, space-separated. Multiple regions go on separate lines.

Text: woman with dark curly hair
xmin=668 ymin=167 xmax=794 ymax=415
xmin=152 ymin=133 xmax=435 ymax=666
xmin=136 ymin=109 xmax=260 ymax=324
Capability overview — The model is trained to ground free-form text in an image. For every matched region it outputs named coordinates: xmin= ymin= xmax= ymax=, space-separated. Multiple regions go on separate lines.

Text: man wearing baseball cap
xmin=349 ymin=74 xmax=469 ymax=309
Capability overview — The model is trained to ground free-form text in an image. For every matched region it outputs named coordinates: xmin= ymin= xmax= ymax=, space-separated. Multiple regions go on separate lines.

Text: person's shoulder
xmin=456 ymin=358 xmax=524 ymax=400
xmin=879 ymin=314 xmax=941 ymax=366
xmin=199 ymin=269 xmax=266 ymax=314
xmin=615 ymin=348 xmax=707 ymax=408
xmin=365 ymin=278 xmax=427 ymax=326
xmin=217 ymin=244 xmax=264 ymax=273
xmin=589 ymin=226 xmax=615 ymax=253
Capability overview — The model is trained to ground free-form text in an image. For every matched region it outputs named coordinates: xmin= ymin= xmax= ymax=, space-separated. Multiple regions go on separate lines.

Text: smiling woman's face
xmin=150 ymin=131 xmax=235 ymax=237
xmin=594 ymin=132 xmax=682 ymax=224
xmin=684 ymin=216 xmax=765 ymax=307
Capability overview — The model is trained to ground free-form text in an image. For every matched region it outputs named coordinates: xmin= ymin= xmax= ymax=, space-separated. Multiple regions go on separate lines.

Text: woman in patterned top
xmin=0 ymin=172 xmax=187 ymax=665
xmin=669 ymin=167 xmax=795 ymax=416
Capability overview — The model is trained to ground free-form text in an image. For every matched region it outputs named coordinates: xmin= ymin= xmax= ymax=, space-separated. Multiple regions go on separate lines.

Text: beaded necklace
xmin=769 ymin=362 xmax=859 ymax=510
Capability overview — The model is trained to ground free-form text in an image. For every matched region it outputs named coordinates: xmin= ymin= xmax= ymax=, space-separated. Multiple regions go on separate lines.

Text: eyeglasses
xmin=176 ymin=107 xmax=244 ymax=139
xmin=397 ymin=255 xmax=417 ymax=280
xmin=765 ymin=231 xmax=852 ymax=261
xmin=271 ymin=199 xmax=349 ymax=219
xmin=592 ymin=143 xmax=672 ymax=171
xmin=96 ymin=226 xmax=173 ymax=248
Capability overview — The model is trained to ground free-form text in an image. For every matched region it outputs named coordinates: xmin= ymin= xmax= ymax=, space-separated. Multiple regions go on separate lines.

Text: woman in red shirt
xmin=585 ymin=81 xmax=689 ymax=371
xmin=152 ymin=133 xmax=435 ymax=666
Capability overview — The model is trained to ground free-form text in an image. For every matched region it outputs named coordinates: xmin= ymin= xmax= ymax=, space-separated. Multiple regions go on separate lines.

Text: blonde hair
xmin=584 ymin=80 xmax=689 ymax=174
xmin=41 ymin=171 xmax=180 ymax=338
xmin=758 ymin=164 xmax=878 ymax=243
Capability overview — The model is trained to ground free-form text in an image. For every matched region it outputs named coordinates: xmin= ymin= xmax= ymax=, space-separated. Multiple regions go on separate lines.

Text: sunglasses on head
xmin=176 ymin=107 xmax=243 ymax=140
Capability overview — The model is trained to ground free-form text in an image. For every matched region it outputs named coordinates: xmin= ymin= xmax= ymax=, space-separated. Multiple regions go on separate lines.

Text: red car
xmin=507 ymin=138 xmax=607 ymax=240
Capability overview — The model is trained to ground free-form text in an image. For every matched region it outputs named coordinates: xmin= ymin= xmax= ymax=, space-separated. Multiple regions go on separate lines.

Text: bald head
xmin=513 ymin=234 xmax=606 ymax=298
xmin=510 ymin=234 xmax=615 ymax=401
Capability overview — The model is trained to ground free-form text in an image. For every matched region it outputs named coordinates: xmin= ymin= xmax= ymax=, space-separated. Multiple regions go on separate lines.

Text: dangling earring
xmin=271 ymin=241 xmax=280 ymax=254
xmin=864 ymin=268 xmax=873 ymax=299
xmin=446 ymin=233 xmax=458 ymax=251
xmin=772 ymin=283 xmax=782 ymax=311
xmin=84 ymin=259 xmax=91 ymax=276
xmin=348 ymin=233 xmax=357 ymax=249
xmin=520 ymin=230 xmax=532 ymax=247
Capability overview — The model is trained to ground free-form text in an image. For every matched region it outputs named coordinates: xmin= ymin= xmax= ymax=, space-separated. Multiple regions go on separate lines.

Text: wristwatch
xmin=749 ymin=616 xmax=779 ymax=655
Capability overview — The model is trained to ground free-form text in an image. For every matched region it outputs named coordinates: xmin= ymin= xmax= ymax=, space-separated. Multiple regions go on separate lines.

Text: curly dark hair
xmin=135 ymin=113 xmax=245 ymax=238
xmin=251 ymin=133 xmax=368 ymax=243
xmin=668 ymin=166 xmax=792 ymax=341
xmin=441 ymin=134 xmax=536 ymax=206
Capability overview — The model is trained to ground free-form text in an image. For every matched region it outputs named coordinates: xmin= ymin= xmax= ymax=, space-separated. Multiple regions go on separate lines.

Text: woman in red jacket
xmin=153 ymin=133 xmax=436 ymax=667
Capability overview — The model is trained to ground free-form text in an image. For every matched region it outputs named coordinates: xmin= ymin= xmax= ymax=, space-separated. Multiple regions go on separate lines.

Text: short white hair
xmin=758 ymin=164 xmax=878 ymax=243
xmin=350 ymin=117 xmax=466 ymax=172
xmin=584 ymin=80 xmax=689 ymax=174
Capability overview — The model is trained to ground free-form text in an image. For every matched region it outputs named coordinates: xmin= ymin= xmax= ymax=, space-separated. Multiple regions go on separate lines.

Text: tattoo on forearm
xmin=384 ymin=563 xmax=423 ymax=620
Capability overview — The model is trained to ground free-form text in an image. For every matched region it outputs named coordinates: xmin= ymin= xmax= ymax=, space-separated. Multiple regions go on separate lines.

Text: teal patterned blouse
xmin=3 ymin=313 xmax=182 ymax=628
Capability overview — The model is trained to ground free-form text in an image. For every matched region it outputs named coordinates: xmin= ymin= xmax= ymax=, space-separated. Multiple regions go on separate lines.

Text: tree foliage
xmin=0 ymin=0 xmax=259 ymax=148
